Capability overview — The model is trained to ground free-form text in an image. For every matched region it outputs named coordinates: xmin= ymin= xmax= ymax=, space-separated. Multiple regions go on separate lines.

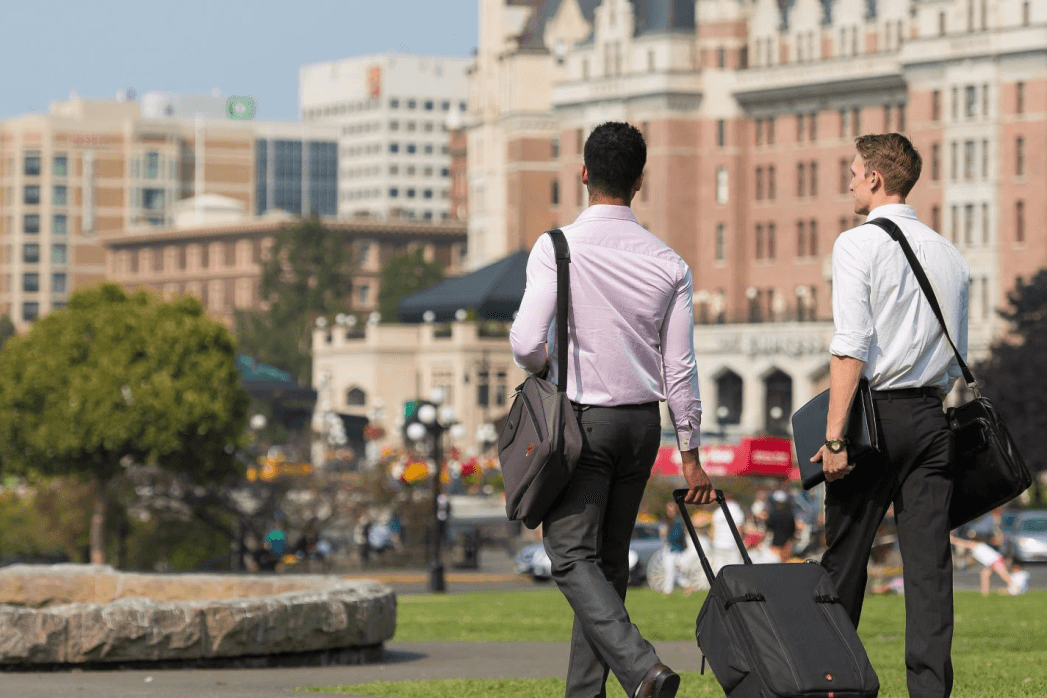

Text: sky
xmin=1 ymin=0 xmax=479 ymax=122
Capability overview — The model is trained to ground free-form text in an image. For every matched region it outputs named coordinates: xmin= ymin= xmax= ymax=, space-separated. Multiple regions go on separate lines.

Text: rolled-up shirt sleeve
xmin=829 ymin=232 xmax=874 ymax=361
xmin=509 ymin=235 xmax=557 ymax=375
xmin=660 ymin=260 xmax=702 ymax=451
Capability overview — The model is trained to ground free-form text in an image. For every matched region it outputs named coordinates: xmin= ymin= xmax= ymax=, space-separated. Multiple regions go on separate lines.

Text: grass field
xmin=302 ymin=587 xmax=1047 ymax=697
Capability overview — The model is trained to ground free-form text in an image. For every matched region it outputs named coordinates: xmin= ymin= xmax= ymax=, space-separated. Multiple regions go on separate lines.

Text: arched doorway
xmin=715 ymin=370 xmax=743 ymax=428
xmin=764 ymin=369 xmax=792 ymax=436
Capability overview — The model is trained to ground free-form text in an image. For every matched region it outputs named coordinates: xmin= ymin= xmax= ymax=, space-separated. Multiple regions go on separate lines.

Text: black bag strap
xmin=546 ymin=229 xmax=571 ymax=393
xmin=865 ymin=217 xmax=979 ymax=397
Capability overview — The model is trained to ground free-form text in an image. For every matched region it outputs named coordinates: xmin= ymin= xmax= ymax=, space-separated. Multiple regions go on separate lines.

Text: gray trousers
xmin=542 ymin=401 xmax=662 ymax=698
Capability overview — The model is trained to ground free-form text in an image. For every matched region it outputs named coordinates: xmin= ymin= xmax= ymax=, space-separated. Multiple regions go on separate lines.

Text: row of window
xmin=389 ymin=98 xmax=466 ymax=113
xmin=23 ymin=154 xmax=68 ymax=177
xmin=343 ymin=165 xmax=452 ymax=179
xmin=22 ymin=185 xmax=69 ymax=206
xmin=21 ymin=214 xmax=68 ymax=235
xmin=21 ymin=272 xmax=66 ymax=293
xmin=388 ymin=188 xmax=446 ymax=200
xmin=304 ymin=98 xmax=467 ymax=121
xmin=121 ymin=241 xmax=264 ymax=275
xmin=926 ymin=200 xmax=1028 ymax=247
xmin=388 ymin=142 xmax=448 ymax=155
xmin=928 ymin=136 xmax=1029 ymax=183
xmin=21 ymin=243 xmax=67 ymax=264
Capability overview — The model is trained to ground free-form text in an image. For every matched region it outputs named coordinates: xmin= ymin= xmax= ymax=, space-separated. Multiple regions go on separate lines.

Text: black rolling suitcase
xmin=673 ymin=489 xmax=879 ymax=698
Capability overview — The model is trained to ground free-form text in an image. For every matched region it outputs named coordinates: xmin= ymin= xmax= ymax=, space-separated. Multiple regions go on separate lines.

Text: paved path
xmin=0 ymin=640 xmax=704 ymax=697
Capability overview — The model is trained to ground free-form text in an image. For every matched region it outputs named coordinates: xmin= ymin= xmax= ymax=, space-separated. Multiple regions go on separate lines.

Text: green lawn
xmin=302 ymin=588 xmax=1047 ymax=697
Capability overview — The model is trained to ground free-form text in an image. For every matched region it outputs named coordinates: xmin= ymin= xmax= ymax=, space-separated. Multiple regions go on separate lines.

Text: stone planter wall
xmin=0 ymin=565 xmax=396 ymax=665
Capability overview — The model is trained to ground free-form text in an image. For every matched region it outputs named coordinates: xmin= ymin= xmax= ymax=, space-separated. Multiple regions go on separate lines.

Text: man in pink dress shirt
xmin=510 ymin=122 xmax=714 ymax=698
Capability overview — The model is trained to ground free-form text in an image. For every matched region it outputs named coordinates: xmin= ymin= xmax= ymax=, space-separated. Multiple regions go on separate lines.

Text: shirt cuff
xmin=829 ymin=333 xmax=872 ymax=362
xmin=677 ymin=421 xmax=700 ymax=451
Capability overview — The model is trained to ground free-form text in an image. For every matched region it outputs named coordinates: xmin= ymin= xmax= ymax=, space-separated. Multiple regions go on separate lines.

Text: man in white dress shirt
xmin=811 ymin=133 xmax=970 ymax=698
xmin=510 ymin=122 xmax=714 ymax=698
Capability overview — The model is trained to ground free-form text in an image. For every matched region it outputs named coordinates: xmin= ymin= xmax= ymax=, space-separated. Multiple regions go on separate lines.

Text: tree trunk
xmin=90 ymin=478 xmax=106 ymax=565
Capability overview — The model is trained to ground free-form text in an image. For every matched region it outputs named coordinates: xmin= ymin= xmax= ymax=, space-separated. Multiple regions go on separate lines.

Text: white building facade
xmin=299 ymin=53 xmax=471 ymax=222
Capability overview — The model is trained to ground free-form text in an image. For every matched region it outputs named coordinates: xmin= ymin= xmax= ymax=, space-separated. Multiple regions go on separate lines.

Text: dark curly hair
xmin=583 ymin=122 xmax=647 ymax=200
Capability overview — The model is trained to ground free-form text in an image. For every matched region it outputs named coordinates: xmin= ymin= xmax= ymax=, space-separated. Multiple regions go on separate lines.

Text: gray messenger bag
xmin=498 ymin=230 xmax=582 ymax=529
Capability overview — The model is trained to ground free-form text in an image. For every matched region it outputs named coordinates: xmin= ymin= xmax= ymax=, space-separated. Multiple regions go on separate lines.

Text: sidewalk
xmin=2 ymin=641 xmax=705 ymax=697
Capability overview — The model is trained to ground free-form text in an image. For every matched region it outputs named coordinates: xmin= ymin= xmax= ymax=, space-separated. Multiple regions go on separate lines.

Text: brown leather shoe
xmin=633 ymin=662 xmax=680 ymax=698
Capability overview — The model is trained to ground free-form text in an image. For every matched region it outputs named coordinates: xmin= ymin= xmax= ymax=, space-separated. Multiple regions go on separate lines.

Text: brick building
xmin=467 ymin=0 xmax=1047 ymax=439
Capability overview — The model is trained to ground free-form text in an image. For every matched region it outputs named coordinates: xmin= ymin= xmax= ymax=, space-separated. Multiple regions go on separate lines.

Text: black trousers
xmin=542 ymin=402 xmax=662 ymax=698
xmin=821 ymin=393 xmax=955 ymax=698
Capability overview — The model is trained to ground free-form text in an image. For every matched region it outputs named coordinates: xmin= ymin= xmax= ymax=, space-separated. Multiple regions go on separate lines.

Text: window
xmin=716 ymin=166 xmax=729 ymax=204
xmin=53 ymin=214 xmax=67 ymax=235
xmin=424 ymin=100 xmax=433 ymax=111
xmin=389 ymin=121 xmax=399 ymax=131
xmin=982 ymin=139 xmax=989 ymax=179
xmin=406 ymin=144 xmax=416 ymax=154
xmin=24 ymin=214 xmax=40 ymax=234
xmin=964 ymin=204 xmax=974 ymax=245
xmin=938 ymin=11 xmax=946 ymax=36
xmin=797 ymin=113 xmax=805 ymax=142
xmin=898 ymin=103 xmax=906 ymax=132
xmin=797 ymin=220 xmax=806 ymax=257
xmin=839 ymin=109 xmax=848 ymax=138
xmin=965 ymin=85 xmax=977 ymax=119
xmin=648 ymin=50 xmax=656 ymax=72
xmin=1016 ymin=137 xmax=1025 ymax=176
xmin=950 ymin=141 xmax=958 ymax=180
xmin=389 ymin=98 xmax=399 ymax=109
xmin=406 ymin=188 xmax=416 ymax=198
xmin=551 ymin=137 xmax=560 ymax=159
xmin=1017 ymin=82 xmax=1025 ymax=114
xmin=717 ymin=120 xmax=726 ymax=148
xmin=389 ymin=143 xmax=399 ymax=153
xmin=982 ymin=84 xmax=989 ymax=117
xmin=23 ymin=244 xmax=39 ymax=263
xmin=768 ymin=166 xmax=776 ymax=200
xmin=146 ymin=152 xmax=159 ymax=179
xmin=23 ymin=273 xmax=39 ymax=292
xmin=1016 ymin=200 xmax=1025 ymax=243
xmin=797 ymin=162 xmax=806 ymax=197
xmin=767 ymin=118 xmax=775 ymax=145
xmin=52 ymin=273 xmax=66 ymax=293
xmin=932 ymin=143 xmax=941 ymax=181
xmin=407 ymin=99 xmax=416 ymax=109
xmin=756 ymin=118 xmax=763 ymax=146
xmin=840 ymin=158 xmax=850 ymax=194
xmin=755 ymin=224 xmax=764 ymax=259
xmin=143 ymin=188 xmax=164 ymax=210
xmin=964 ymin=140 xmax=974 ymax=180
xmin=982 ymin=203 xmax=990 ymax=244
xmin=24 ymin=153 xmax=41 ymax=176
xmin=389 ymin=188 xmax=399 ymax=198
xmin=1022 ymin=1 xmax=1030 ymax=26
xmin=883 ymin=104 xmax=892 ymax=131
xmin=932 ymin=205 xmax=941 ymax=231
xmin=715 ymin=223 xmax=725 ymax=262
xmin=717 ymin=47 xmax=726 ymax=69
xmin=809 ymin=161 xmax=818 ymax=196
xmin=755 ymin=167 xmax=764 ymax=200
xmin=551 ymin=180 xmax=559 ymax=205
xmin=22 ymin=303 xmax=39 ymax=322
xmin=24 ymin=185 xmax=40 ymax=204
xmin=809 ymin=111 xmax=817 ymax=141
xmin=52 ymin=244 xmax=66 ymax=264
xmin=951 ymin=205 xmax=959 ymax=242
xmin=53 ymin=155 xmax=68 ymax=177
xmin=423 ymin=144 xmax=433 ymax=154
xmin=423 ymin=189 xmax=433 ymax=199
xmin=951 ymin=86 xmax=959 ymax=121
xmin=851 ymin=108 xmax=860 ymax=137
xmin=932 ymin=90 xmax=941 ymax=122
xmin=767 ymin=223 xmax=776 ymax=260
xmin=809 ymin=219 xmax=818 ymax=256
xmin=53 ymin=186 xmax=67 ymax=206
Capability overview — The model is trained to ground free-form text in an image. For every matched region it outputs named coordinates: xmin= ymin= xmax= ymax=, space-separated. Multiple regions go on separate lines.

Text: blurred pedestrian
xmin=766 ymin=489 xmax=797 ymax=562
xmin=711 ymin=493 xmax=745 ymax=567
xmin=950 ymin=535 xmax=1018 ymax=596
xmin=354 ymin=515 xmax=372 ymax=567
xmin=660 ymin=501 xmax=693 ymax=596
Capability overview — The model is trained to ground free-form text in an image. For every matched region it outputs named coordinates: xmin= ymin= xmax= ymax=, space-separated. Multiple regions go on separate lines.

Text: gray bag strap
xmin=865 ymin=217 xmax=978 ymax=396
xmin=546 ymin=229 xmax=570 ymax=393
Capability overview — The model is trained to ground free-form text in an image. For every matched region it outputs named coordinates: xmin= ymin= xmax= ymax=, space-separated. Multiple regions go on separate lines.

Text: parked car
xmin=1003 ymin=511 xmax=1047 ymax=563
xmin=516 ymin=522 xmax=664 ymax=585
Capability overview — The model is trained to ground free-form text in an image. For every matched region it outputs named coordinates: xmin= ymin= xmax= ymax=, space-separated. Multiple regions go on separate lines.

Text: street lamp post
xmin=407 ymin=389 xmax=455 ymax=593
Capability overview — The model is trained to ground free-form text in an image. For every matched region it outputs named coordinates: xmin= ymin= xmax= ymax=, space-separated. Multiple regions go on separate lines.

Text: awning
xmin=397 ymin=250 xmax=529 ymax=323
xmin=652 ymin=437 xmax=799 ymax=480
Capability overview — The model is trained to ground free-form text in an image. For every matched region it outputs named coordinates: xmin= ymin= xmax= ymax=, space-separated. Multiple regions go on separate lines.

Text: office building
xmin=299 ymin=53 xmax=470 ymax=221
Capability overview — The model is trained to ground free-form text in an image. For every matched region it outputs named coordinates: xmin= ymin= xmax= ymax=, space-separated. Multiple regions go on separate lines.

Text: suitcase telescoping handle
xmin=672 ymin=488 xmax=752 ymax=586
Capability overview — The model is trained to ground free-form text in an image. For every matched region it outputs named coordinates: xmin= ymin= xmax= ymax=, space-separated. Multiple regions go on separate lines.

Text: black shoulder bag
xmin=867 ymin=217 xmax=1031 ymax=529
xmin=498 ymin=230 xmax=583 ymax=529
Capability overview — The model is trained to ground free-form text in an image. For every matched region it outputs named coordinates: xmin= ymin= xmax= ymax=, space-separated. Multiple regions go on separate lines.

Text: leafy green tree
xmin=976 ymin=270 xmax=1047 ymax=504
xmin=235 ymin=218 xmax=357 ymax=383
xmin=0 ymin=284 xmax=250 ymax=564
xmin=378 ymin=247 xmax=444 ymax=322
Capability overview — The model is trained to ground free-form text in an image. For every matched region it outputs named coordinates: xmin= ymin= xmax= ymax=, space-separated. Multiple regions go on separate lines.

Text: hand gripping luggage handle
xmin=672 ymin=489 xmax=752 ymax=586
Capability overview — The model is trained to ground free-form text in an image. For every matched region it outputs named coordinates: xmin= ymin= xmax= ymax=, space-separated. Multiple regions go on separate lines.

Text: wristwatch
xmin=824 ymin=438 xmax=849 ymax=454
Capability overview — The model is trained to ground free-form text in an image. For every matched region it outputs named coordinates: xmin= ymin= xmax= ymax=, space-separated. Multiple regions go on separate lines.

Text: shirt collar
xmin=866 ymin=203 xmax=917 ymax=221
xmin=575 ymin=204 xmax=639 ymax=223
